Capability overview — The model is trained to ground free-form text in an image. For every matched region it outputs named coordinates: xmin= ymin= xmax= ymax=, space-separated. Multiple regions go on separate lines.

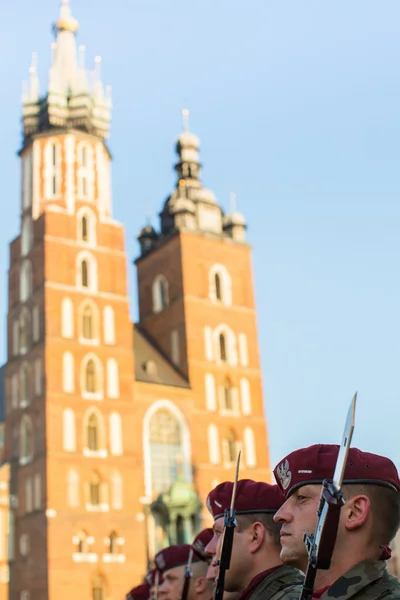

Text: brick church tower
xmin=3 ymin=2 xmax=142 ymax=600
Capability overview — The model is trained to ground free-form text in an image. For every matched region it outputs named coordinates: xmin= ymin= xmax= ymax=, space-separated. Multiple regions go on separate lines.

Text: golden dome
xmin=55 ymin=15 xmax=79 ymax=32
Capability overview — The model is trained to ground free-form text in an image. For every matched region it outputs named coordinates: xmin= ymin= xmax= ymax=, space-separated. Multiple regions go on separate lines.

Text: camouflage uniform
xmin=240 ymin=565 xmax=304 ymax=600
xmin=317 ymin=560 xmax=400 ymax=600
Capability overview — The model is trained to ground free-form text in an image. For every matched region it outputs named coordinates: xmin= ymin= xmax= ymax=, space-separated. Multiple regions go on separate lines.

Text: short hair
xmin=235 ymin=513 xmax=281 ymax=546
xmin=342 ymin=483 xmax=400 ymax=544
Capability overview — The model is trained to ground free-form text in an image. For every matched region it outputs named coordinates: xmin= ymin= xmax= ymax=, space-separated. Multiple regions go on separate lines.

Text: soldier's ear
xmin=193 ymin=576 xmax=206 ymax=594
xmin=344 ymin=494 xmax=370 ymax=531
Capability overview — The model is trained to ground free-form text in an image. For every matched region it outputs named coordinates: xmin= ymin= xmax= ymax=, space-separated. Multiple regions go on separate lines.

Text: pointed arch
xmin=20 ymin=362 xmax=30 ymax=407
xmin=78 ymin=299 xmax=99 ymax=343
xmin=19 ymin=308 xmax=31 ymax=355
xmin=21 ymin=217 xmax=32 ymax=256
xmin=209 ymin=264 xmax=232 ymax=306
xmin=143 ymin=400 xmax=192 ymax=498
xmin=76 ymin=142 xmax=94 ymax=200
xmin=76 ymin=251 xmax=97 ymax=292
xmin=45 ymin=139 xmax=61 ymax=198
xmin=212 ymin=324 xmax=237 ymax=366
xmin=76 ymin=206 xmax=96 ymax=245
xmin=83 ymin=407 xmax=106 ymax=455
xmin=91 ymin=573 xmax=107 ymax=600
xmin=81 ymin=354 xmax=103 ymax=399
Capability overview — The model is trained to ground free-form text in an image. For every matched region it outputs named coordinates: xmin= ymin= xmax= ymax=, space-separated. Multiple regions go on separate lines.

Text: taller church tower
xmin=4 ymin=2 xmax=140 ymax=599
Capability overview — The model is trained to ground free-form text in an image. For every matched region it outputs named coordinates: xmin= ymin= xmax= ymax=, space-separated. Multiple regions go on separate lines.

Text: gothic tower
xmin=136 ymin=112 xmax=271 ymax=519
xmin=4 ymin=2 xmax=141 ymax=599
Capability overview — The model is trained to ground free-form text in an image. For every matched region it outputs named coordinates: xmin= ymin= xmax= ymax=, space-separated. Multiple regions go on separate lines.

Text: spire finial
xmin=182 ymin=108 xmax=190 ymax=132
xmin=229 ymin=192 xmax=237 ymax=212
xmin=54 ymin=0 xmax=79 ymax=33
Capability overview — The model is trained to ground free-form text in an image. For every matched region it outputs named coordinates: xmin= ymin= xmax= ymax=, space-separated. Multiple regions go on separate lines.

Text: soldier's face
xmin=158 ymin=566 xmax=185 ymax=600
xmin=214 ymin=517 xmax=252 ymax=593
xmin=274 ymin=484 xmax=321 ymax=571
xmin=206 ymin=557 xmax=241 ymax=600
xmin=205 ymin=519 xmax=223 ymax=557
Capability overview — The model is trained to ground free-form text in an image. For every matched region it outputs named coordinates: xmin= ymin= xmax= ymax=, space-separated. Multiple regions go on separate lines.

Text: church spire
xmin=21 ymin=0 xmax=111 ymax=143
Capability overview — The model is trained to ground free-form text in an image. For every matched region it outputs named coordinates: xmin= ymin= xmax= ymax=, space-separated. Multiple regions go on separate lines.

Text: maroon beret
xmin=145 ymin=568 xmax=163 ymax=587
xmin=206 ymin=479 xmax=285 ymax=520
xmin=126 ymin=584 xmax=150 ymax=600
xmin=155 ymin=544 xmax=201 ymax=573
xmin=192 ymin=528 xmax=213 ymax=560
xmin=274 ymin=444 xmax=400 ymax=498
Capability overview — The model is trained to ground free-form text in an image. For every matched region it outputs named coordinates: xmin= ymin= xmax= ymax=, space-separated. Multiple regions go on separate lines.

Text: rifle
xmin=214 ymin=451 xmax=241 ymax=600
xmin=180 ymin=547 xmax=194 ymax=600
xmin=154 ymin=569 xmax=160 ymax=600
xmin=300 ymin=393 xmax=357 ymax=600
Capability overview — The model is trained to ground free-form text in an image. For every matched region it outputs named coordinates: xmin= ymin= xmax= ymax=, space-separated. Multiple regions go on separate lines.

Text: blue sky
xmin=1 ymin=0 xmax=400 ymax=469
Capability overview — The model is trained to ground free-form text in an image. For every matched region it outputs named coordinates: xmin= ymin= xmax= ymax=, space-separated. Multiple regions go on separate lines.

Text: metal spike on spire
xmin=28 ymin=52 xmax=39 ymax=101
xmin=182 ymin=108 xmax=190 ymax=132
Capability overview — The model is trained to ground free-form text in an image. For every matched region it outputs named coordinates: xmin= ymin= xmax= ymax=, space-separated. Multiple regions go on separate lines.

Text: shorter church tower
xmin=136 ymin=112 xmax=271 ymax=519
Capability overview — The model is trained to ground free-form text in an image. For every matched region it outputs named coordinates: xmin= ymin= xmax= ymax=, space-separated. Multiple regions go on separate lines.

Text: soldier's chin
xmin=280 ymin=546 xmax=302 ymax=566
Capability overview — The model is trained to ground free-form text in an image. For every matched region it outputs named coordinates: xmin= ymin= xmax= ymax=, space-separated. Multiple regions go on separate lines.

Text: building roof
xmin=134 ymin=326 xmax=189 ymax=389
xmin=0 ymin=366 xmax=4 ymax=422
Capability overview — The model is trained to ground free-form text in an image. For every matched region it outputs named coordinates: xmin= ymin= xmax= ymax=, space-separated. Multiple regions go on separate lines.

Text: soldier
xmin=127 ymin=583 xmax=151 ymax=600
xmin=273 ymin=444 xmax=400 ymax=599
xmin=146 ymin=568 xmax=164 ymax=600
xmin=193 ymin=528 xmax=213 ymax=561
xmin=206 ymin=558 xmax=242 ymax=600
xmin=205 ymin=479 xmax=304 ymax=600
xmin=156 ymin=544 xmax=214 ymax=600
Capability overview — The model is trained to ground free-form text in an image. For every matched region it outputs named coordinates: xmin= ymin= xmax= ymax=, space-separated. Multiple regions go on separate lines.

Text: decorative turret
xmin=138 ymin=224 xmax=159 ymax=255
xmin=223 ymin=193 xmax=247 ymax=242
xmin=21 ymin=0 xmax=111 ymax=143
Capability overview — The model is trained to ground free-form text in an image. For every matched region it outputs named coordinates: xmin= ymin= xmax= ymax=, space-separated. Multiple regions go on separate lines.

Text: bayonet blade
xmin=230 ymin=451 xmax=241 ymax=514
xmin=332 ymin=392 xmax=357 ymax=490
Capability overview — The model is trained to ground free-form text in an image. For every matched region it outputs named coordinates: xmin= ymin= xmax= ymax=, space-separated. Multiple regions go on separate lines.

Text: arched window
xmin=77 ymin=252 xmax=97 ymax=292
xmin=109 ymin=531 xmax=118 ymax=554
xmin=86 ymin=360 xmax=96 ymax=393
xmin=84 ymin=410 xmax=105 ymax=454
xmin=32 ymin=305 xmax=40 ymax=342
xmin=215 ymin=273 xmax=222 ymax=300
xmin=77 ymin=143 xmax=93 ymax=200
xmin=87 ymin=413 xmax=99 ymax=451
xmin=12 ymin=320 xmax=19 ymax=357
xmin=62 ymin=352 xmax=75 ymax=393
xmin=63 ymin=409 xmax=76 ymax=452
xmin=223 ymin=378 xmax=233 ymax=411
xmin=20 ymin=261 xmax=31 ymax=302
xmin=20 ymin=363 xmax=30 ymax=407
xmin=224 ymin=430 xmax=237 ymax=464
xmin=45 ymin=140 xmax=60 ymax=198
xmin=209 ymin=264 xmax=232 ymax=305
xmin=208 ymin=424 xmax=220 ymax=465
xmin=111 ymin=471 xmax=123 ymax=509
xmin=77 ymin=208 xmax=96 ymax=245
xmin=19 ymin=310 xmax=31 ymax=354
xmin=89 ymin=471 xmax=101 ymax=506
xmin=67 ymin=470 xmax=79 ymax=507
xmin=213 ymin=325 xmax=237 ymax=366
xmin=77 ymin=530 xmax=89 ymax=554
xmin=219 ymin=333 xmax=227 ymax=362
xmin=12 ymin=426 xmax=18 ymax=458
xmin=19 ymin=416 xmax=33 ymax=464
xmin=109 ymin=412 xmax=123 ymax=456
xmin=82 ymin=215 xmax=88 ymax=241
xmin=11 ymin=374 xmax=18 ymax=409
xmin=82 ymin=261 xmax=89 ymax=288
xmin=82 ymin=305 xmax=93 ymax=339
xmin=21 ymin=217 xmax=32 ymax=256
xmin=152 ymin=276 xmax=169 ymax=313
xmin=244 ymin=427 xmax=256 ymax=467
xmin=82 ymin=355 xmax=103 ymax=398
xmin=61 ymin=298 xmax=74 ymax=339
xmin=103 ymin=306 xmax=115 ymax=345
xmin=149 ymin=409 xmax=184 ymax=494
xmin=92 ymin=574 xmax=106 ymax=600
xmin=106 ymin=359 xmax=119 ymax=398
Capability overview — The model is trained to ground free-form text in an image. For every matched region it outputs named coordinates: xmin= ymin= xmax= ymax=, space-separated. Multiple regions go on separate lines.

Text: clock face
xmin=198 ymin=205 xmax=222 ymax=233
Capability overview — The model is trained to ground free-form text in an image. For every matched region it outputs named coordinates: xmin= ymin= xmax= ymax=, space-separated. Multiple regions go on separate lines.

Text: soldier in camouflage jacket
xmin=205 ymin=480 xmax=304 ymax=600
xmin=273 ymin=445 xmax=400 ymax=600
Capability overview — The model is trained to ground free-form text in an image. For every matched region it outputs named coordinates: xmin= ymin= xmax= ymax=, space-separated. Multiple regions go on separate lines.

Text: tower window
xmin=89 ymin=472 xmax=101 ymax=506
xmin=149 ymin=409 xmax=182 ymax=494
xmin=226 ymin=430 xmax=237 ymax=463
xmin=20 ymin=363 xmax=30 ymax=407
xmin=87 ymin=413 xmax=99 ymax=451
xmin=109 ymin=531 xmax=118 ymax=554
xmin=223 ymin=379 xmax=233 ymax=411
xmin=81 ymin=146 xmax=87 ymax=167
xmin=215 ymin=273 xmax=222 ymax=300
xmin=52 ymin=175 xmax=57 ymax=196
xmin=52 ymin=143 xmax=57 ymax=167
xmin=19 ymin=415 xmax=33 ymax=464
xmin=81 ymin=261 xmax=89 ymax=288
xmin=219 ymin=333 xmax=227 ymax=362
xmin=85 ymin=360 xmax=97 ymax=393
xmin=92 ymin=574 xmax=106 ymax=600
xmin=77 ymin=530 xmax=89 ymax=554
xmin=82 ymin=216 xmax=88 ymax=241
xmin=82 ymin=305 xmax=93 ymax=339
xmin=152 ymin=275 xmax=169 ymax=313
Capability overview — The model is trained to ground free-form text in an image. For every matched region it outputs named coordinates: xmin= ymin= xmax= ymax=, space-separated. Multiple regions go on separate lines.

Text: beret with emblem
xmin=192 ymin=528 xmax=213 ymax=560
xmin=155 ymin=544 xmax=202 ymax=573
xmin=274 ymin=444 xmax=400 ymax=498
xmin=126 ymin=584 xmax=150 ymax=600
xmin=206 ymin=479 xmax=285 ymax=520
xmin=145 ymin=568 xmax=163 ymax=587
